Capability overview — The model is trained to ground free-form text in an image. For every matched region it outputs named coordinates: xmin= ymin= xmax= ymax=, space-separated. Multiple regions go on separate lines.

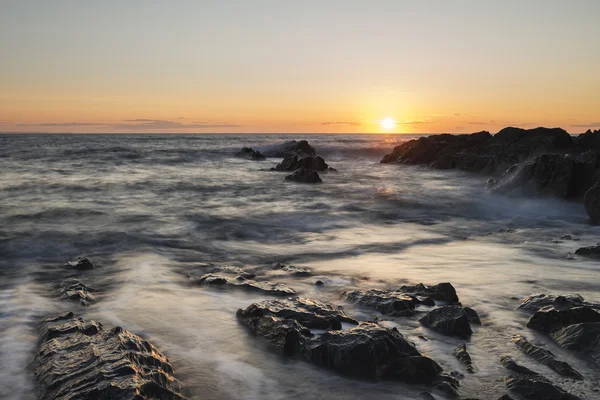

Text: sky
xmin=1 ymin=0 xmax=599 ymax=134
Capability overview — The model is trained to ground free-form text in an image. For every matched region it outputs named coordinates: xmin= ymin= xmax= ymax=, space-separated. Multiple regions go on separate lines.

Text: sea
xmin=1 ymin=133 xmax=599 ymax=399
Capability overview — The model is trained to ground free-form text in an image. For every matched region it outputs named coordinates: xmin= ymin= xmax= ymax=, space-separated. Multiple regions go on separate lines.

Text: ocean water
xmin=0 ymin=133 xmax=599 ymax=400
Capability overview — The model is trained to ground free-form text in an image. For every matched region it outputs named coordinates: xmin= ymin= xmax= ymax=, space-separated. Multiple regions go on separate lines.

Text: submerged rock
xmin=500 ymin=355 xmax=539 ymax=377
xmin=419 ymin=306 xmax=477 ymax=338
xmin=236 ymin=147 xmax=266 ymax=160
xmin=584 ymin=181 xmax=600 ymax=223
xmin=285 ymin=168 xmax=322 ymax=183
xmin=453 ymin=343 xmax=474 ymax=373
xmin=575 ymin=243 xmax=600 ymax=258
xmin=342 ymin=289 xmax=421 ymax=317
xmin=34 ymin=313 xmax=185 ymax=400
xmin=276 ymin=263 xmax=312 ymax=277
xmin=63 ymin=256 xmax=95 ymax=270
xmin=512 ymin=334 xmax=582 ymax=380
xmin=60 ymin=278 xmax=96 ymax=306
xmin=195 ymin=273 xmax=296 ymax=296
xmin=399 ymin=282 xmax=460 ymax=304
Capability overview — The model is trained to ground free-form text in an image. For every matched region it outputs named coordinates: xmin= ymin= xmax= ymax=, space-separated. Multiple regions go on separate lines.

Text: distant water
xmin=1 ymin=134 xmax=599 ymax=400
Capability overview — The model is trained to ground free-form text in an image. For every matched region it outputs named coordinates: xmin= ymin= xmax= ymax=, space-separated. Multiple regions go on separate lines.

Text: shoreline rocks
xmin=60 ymin=278 xmax=96 ymax=306
xmin=236 ymin=147 xmax=266 ymax=160
xmin=34 ymin=313 xmax=185 ymax=400
xmin=512 ymin=334 xmax=582 ymax=380
xmin=261 ymin=140 xmax=316 ymax=159
xmin=342 ymin=289 xmax=422 ymax=317
xmin=63 ymin=256 xmax=95 ymax=270
xmin=285 ymin=168 xmax=322 ymax=183
xmin=453 ymin=343 xmax=474 ymax=373
xmin=194 ymin=273 xmax=296 ymax=296
xmin=419 ymin=305 xmax=479 ymax=338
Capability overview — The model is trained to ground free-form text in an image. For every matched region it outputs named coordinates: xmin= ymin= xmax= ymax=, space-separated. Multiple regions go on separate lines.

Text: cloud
xmin=454 ymin=113 xmax=460 ymax=116
xmin=16 ymin=122 xmax=105 ymax=127
xmin=572 ymin=122 xmax=600 ymax=128
xmin=399 ymin=120 xmax=428 ymax=125
xmin=321 ymin=121 xmax=361 ymax=127
xmin=467 ymin=121 xmax=488 ymax=125
xmin=16 ymin=119 xmax=241 ymax=130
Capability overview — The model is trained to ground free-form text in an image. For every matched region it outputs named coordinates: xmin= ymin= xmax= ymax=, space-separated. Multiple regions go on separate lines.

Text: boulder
xmin=584 ymin=181 xmax=600 ymax=223
xmin=63 ymin=256 xmax=95 ymax=270
xmin=236 ymin=147 xmax=266 ymax=160
xmin=261 ymin=140 xmax=316 ymax=158
xmin=60 ymin=278 xmax=96 ymax=306
xmin=419 ymin=306 xmax=477 ymax=338
xmin=34 ymin=313 xmax=185 ymax=400
xmin=194 ymin=273 xmax=296 ymax=296
xmin=527 ymin=305 xmax=600 ymax=333
xmin=399 ymin=282 xmax=460 ymax=304
xmin=551 ymin=322 xmax=600 ymax=362
xmin=511 ymin=334 xmax=582 ymax=380
xmin=453 ymin=343 xmax=474 ymax=373
xmin=285 ymin=168 xmax=322 ymax=183
xmin=575 ymin=244 xmax=600 ymax=257
xmin=342 ymin=289 xmax=421 ymax=317
xmin=273 ymin=155 xmax=332 ymax=172
xmin=517 ymin=293 xmax=593 ymax=313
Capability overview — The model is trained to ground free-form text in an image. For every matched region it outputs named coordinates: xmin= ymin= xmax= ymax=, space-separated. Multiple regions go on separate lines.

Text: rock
xmin=276 ymin=263 xmax=312 ymax=277
xmin=551 ymin=322 xmax=600 ymax=362
xmin=261 ymin=140 xmax=316 ymax=158
xmin=575 ymin=128 xmax=600 ymax=151
xmin=194 ymin=273 xmax=296 ymax=296
xmin=453 ymin=343 xmax=474 ymax=373
xmin=517 ymin=293 xmax=597 ymax=313
xmin=399 ymin=282 xmax=460 ymax=304
xmin=314 ymin=280 xmax=324 ymax=286
xmin=342 ymin=289 xmax=421 ymax=317
xmin=236 ymin=147 xmax=266 ymax=160
xmin=527 ymin=304 xmax=600 ymax=333
xmin=63 ymin=256 xmax=95 ymax=270
xmin=34 ymin=313 xmax=185 ymax=400
xmin=500 ymin=355 xmax=539 ymax=376
xmin=575 ymin=243 xmax=600 ymax=258
xmin=505 ymin=376 xmax=581 ymax=400
xmin=511 ymin=334 xmax=582 ymax=380
xmin=418 ymin=392 xmax=436 ymax=400
xmin=285 ymin=168 xmax=322 ymax=183
xmin=273 ymin=155 xmax=332 ymax=172
xmin=560 ymin=234 xmax=578 ymax=240
xmin=419 ymin=306 xmax=475 ymax=338
xmin=60 ymin=278 xmax=96 ymax=306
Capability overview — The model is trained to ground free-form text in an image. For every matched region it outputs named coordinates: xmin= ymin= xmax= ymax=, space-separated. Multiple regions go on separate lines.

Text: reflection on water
xmin=0 ymin=134 xmax=599 ymax=399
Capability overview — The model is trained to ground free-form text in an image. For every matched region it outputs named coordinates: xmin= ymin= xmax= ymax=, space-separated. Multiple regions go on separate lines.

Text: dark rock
xmin=527 ymin=304 xmax=600 ymax=333
xmin=551 ymin=322 xmax=600 ymax=362
xmin=560 ymin=234 xmax=579 ymax=241
xmin=195 ymin=273 xmax=296 ymax=296
xmin=63 ymin=256 xmax=95 ymax=270
xmin=575 ymin=128 xmax=600 ymax=151
xmin=500 ymin=355 xmax=539 ymax=376
xmin=585 ymin=181 xmax=600 ymax=224
xmin=314 ymin=280 xmax=324 ymax=286
xmin=261 ymin=140 xmax=316 ymax=158
xmin=418 ymin=392 xmax=436 ymax=400
xmin=575 ymin=243 xmax=600 ymax=257
xmin=419 ymin=306 xmax=475 ymax=338
xmin=497 ymin=395 xmax=514 ymax=400
xmin=236 ymin=147 xmax=266 ymax=160
xmin=276 ymin=263 xmax=312 ymax=277
xmin=60 ymin=278 xmax=96 ymax=306
xmin=505 ymin=376 xmax=581 ymax=400
xmin=285 ymin=168 xmax=322 ymax=183
xmin=34 ymin=313 xmax=185 ymax=400
xmin=399 ymin=282 xmax=460 ymax=304
xmin=273 ymin=155 xmax=333 ymax=172
xmin=453 ymin=343 xmax=474 ymax=373
xmin=511 ymin=334 xmax=582 ymax=380
xmin=342 ymin=289 xmax=421 ymax=317
xmin=517 ymin=293 xmax=595 ymax=313
xmin=464 ymin=307 xmax=481 ymax=324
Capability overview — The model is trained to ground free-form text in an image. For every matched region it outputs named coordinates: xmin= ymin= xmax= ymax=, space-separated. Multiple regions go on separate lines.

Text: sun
xmin=380 ymin=117 xmax=396 ymax=130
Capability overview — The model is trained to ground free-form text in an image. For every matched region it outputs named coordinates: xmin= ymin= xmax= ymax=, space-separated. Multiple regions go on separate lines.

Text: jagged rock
xmin=342 ymin=289 xmax=421 ymax=317
xmin=551 ymin=322 xmax=600 ymax=362
xmin=527 ymin=304 xmax=600 ymax=333
xmin=272 ymin=155 xmax=332 ymax=172
xmin=34 ymin=313 xmax=185 ymax=400
xmin=511 ymin=334 xmax=582 ymax=380
xmin=63 ymin=256 xmax=95 ymax=270
xmin=275 ymin=263 xmax=312 ymax=277
xmin=261 ymin=140 xmax=316 ymax=158
xmin=60 ymin=278 xmax=96 ymax=306
xmin=285 ymin=168 xmax=322 ymax=183
xmin=194 ymin=273 xmax=296 ymax=296
xmin=399 ymin=282 xmax=460 ymax=304
xmin=575 ymin=243 xmax=600 ymax=258
xmin=236 ymin=147 xmax=266 ymax=160
xmin=500 ymin=355 xmax=539 ymax=376
xmin=518 ymin=293 xmax=598 ymax=313
xmin=505 ymin=376 xmax=581 ymax=400
xmin=419 ymin=306 xmax=477 ymax=338
xmin=453 ymin=343 xmax=474 ymax=373
xmin=576 ymin=129 xmax=600 ymax=150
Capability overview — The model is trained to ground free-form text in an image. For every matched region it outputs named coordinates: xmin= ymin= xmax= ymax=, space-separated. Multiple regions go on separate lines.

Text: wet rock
xmin=276 ymin=263 xmax=312 ymax=277
xmin=63 ymin=256 xmax=95 ymax=270
xmin=314 ymin=280 xmax=324 ymax=286
xmin=453 ymin=343 xmax=474 ymax=373
xmin=511 ymin=334 xmax=582 ymax=380
xmin=273 ymin=155 xmax=332 ymax=172
xmin=552 ymin=322 xmax=600 ymax=362
xmin=236 ymin=147 xmax=266 ymax=160
xmin=60 ymin=278 xmax=96 ymax=306
xmin=500 ymin=355 xmax=539 ymax=377
xmin=261 ymin=140 xmax=316 ymax=158
xmin=419 ymin=306 xmax=475 ymax=338
xmin=576 ymin=129 xmax=600 ymax=151
xmin=418 ymin=392 xmax=436 ymax=400
xmin=285 ymin=168 xmax=322 ymax=183
xmin=342 ymin=289 xmax=421 ymax=317
xmin=399 ymin=282 xmax=460 ymax=304
xmin=527 ymin=304 xmax=600 ymax=333
xmin=504 ymin=376 xmax=581 ymax=400
xmin=517 ymin=293 xmax=597 ymax=313
xmin=34 ymin=313 xmax=185 ymax=400
xmin=195 ymin=273 xmax=296 ymax=296
xmin=575 ymin=243 xmax=600 ymax=258
xmin=560 ymin=234 xmax=579 ymax=241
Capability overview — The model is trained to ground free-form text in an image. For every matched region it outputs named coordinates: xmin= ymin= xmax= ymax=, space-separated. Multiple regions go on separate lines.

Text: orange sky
xmin=1 ymin=1 xmax=599 ymax=134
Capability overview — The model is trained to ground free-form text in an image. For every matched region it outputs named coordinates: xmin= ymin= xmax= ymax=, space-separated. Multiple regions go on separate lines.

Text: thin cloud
xmin=321 ymin=121 xmax=361 ymax=127
xmin=572 ymin=123 xmax=600 ymax=128
xmin=16 ymin=122 xmax=105 ymax=127
xmin=468 ymin=121 xmax=488 ymax=125
xmin=399 ymin=120 xmax=428 ymax=125
xmin=454 ymin=113 xmax=460 ymax=116
xmin=17 ymin=119 xmax=241 ymax=130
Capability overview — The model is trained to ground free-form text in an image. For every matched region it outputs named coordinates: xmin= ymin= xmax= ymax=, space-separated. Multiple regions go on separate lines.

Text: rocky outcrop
xmin=419 ymin=305 xmax=479 ymax=338
xmin=575 ymin=244 xmax=600 ymax=257
xmin=60 ymin=278 xmax=96 ymax=306
xmin=236 ymin=147 xmax=266 ymax=160
xmin=512 ymin=334 xmax=582 ymax=380
xmin=575 ymin=128 xmax=600 ymax=150
xmin=272 ymin=155 xmax=333 ymax=172
xmin=453 ymin=343 xmax=474 ymax=373
xmin=261 ymin=140 xmax=316 ymax=158
xmin=500 ymin=355 xmax=539 ymax=377
xmin=34 ymin=313 xmax=185 ymax=400
xmin=342 ymin=289 xmax=422 ymax=317
xmin=194 ymin=273 xmax=296 ymax=296
xmin=285 ymin=168 xmax=322 ymax=183
xmin=584 ymin=181 xmax=600 ymax=223
xmin=399 ymin=282 xmax=460 ymax=304
xmin=63 ymin=256 xmax=95 ymax=270
xmin=237 ymin=298 xmax=457 ymax=393
xmin=504 ymin=376 xmax=581 ymax=400
xmin=275 ymin=263 xmax=312 ymax=277
xmin=517 ymin=293 xmax=599 ymax=313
